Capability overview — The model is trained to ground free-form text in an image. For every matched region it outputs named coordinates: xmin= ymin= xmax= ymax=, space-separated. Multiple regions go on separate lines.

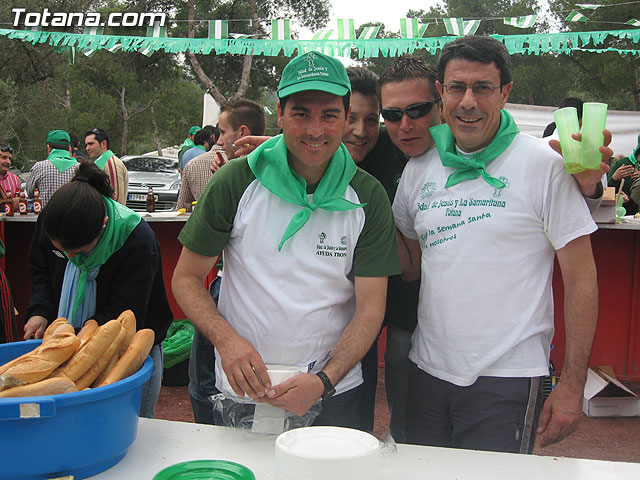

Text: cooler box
xmin=0 ymin=339 xmax=153 ymax=479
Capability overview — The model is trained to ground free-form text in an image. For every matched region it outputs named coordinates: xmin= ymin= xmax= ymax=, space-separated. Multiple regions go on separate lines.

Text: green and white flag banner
xmin=82 ymin=25 xmax=104 ymax=57
xmin=576 ymin=4 xmax=602 ymax=9
xmin=336 ymin=19 xmax=355 ymax=40
xmin=566 ymin=10 xmax=588 ymax=22
xmin=272 ymin=18 xmax=290 ymax=40
xmin=358 ymin=25 xmax=380 ymax=40
xmin=444 ymin=18 xmax=481 ymax=36
xmin=627 ymin=19 xmax=640 ymax=27
xmin=7 ymin=27 xmax=639 ymax=59
xmin=141 ymin=20 xmax=166 ymax=56
xmin=312 ymin=29 xmax=333 ymax=40
xmin=400 ymin=18 xmax=428 ymax=38
xmin=503 ymin=15 xmax=537 ymax=29
xmin=209 ymin=19 xmax=228 ymax=39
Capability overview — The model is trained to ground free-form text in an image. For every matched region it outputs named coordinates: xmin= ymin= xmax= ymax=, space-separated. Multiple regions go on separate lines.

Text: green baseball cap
xmin=189 ymin=126 xmax=200 ymax=135
xmin=46 ymin=130 xmax=70 ymax=146
xmin=278 ymin=51 xmax=351 ymax=99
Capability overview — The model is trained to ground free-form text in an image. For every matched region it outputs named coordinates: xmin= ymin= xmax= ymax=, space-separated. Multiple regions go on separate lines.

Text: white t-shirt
xmin=393 ymin=133 xmax=597 ymax=386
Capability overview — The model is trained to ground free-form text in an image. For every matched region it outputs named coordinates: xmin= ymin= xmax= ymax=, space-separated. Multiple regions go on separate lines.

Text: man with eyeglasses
xmin=84 ymin=128 xmax=128 ymax=205
xmin=392 ymin=36 xmax=611 ymax=453
xmin=0 ymin=144 xmax=21 ymax=210
xmin=26 ymin=131 xmax=79 ymax=208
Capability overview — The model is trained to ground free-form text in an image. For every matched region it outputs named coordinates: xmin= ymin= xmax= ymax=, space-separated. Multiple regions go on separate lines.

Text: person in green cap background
xmin=85 ymin=128 xmax=128 ymax=205
xmin=173 ymin=50 xmax=399 ymax=428
xmin=26 ymin=130 xmax=79 ymax=208
xmin=178 ymin=125 xmax=201 ymax=167
xmin=613 ymin=134 xmax=640 ymax=215
xmin=24 ymin=162 xmax=173 ymax=417
xmin=393 ymin=35 xmax=612 ymax=453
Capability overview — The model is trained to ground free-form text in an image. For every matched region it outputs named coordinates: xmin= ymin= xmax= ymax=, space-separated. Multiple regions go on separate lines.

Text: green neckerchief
xmin=194 ymin=145 xmax=207 ymax=153
xmin=247 ymin=135 xmax=365 ymax=251
xmin=68 ymin=197 xmax=141 ymax=318
xmin=47 ymin=148 xmax=78 ymax=173
xmin=626 ymin=153 xmax=638 ymax=168
xmin=95 ymin=149 xmax=115 ymax=170
xmin=180 ymin=138 xmax=195 ymax=150
xmin=430 ymin=109 xmax=520 ymax=189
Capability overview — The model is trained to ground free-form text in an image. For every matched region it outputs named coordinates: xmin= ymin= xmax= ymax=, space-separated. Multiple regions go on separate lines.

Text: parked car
xmin=122 ymin=155 xmax=181 ymax=212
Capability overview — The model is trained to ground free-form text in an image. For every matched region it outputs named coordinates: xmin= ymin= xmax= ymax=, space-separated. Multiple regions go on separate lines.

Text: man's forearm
xmin=321 ymin=277 xmax=387 ymax=387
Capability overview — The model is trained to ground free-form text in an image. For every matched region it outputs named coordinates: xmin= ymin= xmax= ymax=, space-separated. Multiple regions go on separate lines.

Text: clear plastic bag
xmin=209 ymin=393 xmax=322 ymax=434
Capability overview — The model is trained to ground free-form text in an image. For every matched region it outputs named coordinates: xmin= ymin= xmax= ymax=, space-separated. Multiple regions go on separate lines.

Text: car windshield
xmin=124 ymin=157 xmax=178 ymax=173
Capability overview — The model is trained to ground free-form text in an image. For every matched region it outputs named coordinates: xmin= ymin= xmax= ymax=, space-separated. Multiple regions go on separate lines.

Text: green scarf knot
xmin=95 ymin=149 xmax=115 ymax=170
xmin=430 ymin=109 xmax=520 ymax=189
xmin=47 ymin=148 xmax=78 ymax=173
xmin=247 ymin=135 xmax=365 ymax=251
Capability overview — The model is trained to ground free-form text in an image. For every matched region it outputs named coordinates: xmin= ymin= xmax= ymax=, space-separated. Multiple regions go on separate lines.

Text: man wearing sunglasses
xmin=392 ymin=36 xmax=612 ymax=453
xmin=0 ymin=144 xmax=21 ymax=210
xmin=84 ymin=128 xmax=128 ymax=205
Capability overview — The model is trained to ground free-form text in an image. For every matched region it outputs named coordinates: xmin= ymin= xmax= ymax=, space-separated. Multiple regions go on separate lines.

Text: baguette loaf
xmin=0 ymin=376 xmax=78 ymax=398
xmin=92 ymin=350 xmax=119 ymax=387
xmin=42 ymin=318 xmax=70 ymax=343
xmin=56 ymin=319 xmax=121 ymax=381
xmin=77 ymin=319 xmax=99 ymax=343
xmin=0 ymin=333 xmax=80 ymax=390
xmin=96 ymin=329 xmax=154 ymax=387
xmin=117 ymin=310 xmax=137 ymax=357
xmin=75 ymin=321 xmax=127 ymax=390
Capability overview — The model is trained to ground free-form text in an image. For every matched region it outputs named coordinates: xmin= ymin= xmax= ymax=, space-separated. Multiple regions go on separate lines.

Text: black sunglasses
xmin=381 ymin=98 xmax=441 ymax=122
xmin=0 ymin=144 xmax=13 ymax=154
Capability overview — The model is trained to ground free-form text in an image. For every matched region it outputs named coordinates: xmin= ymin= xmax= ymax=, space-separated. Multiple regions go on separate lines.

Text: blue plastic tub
xmin=0 ymin=339 xmax=153 ymax=480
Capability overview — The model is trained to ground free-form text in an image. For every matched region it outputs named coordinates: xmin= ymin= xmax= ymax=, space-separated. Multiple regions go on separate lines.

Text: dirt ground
xmin=155 ymin=368 xmax=640 ymax=464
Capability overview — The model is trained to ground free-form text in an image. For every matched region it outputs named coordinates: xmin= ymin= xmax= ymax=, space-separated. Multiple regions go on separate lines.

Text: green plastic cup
xmin=554 ymin=107 xmax=582 ymax=173
xmin=580 ymin=102 xmax=607 ymax=170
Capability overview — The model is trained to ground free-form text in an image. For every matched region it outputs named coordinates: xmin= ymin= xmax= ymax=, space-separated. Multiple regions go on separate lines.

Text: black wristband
xmin=315 ymin=371 xmax=336 ymax=401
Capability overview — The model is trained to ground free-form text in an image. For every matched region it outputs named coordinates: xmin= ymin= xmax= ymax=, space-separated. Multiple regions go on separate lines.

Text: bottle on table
xmin=146 ymin=186 xmax=155 ymax=213
xmin=18 ymin=188 xmax=27 ymax=215
xmin=4 ymin=191 xmax=13 ymax=216
xmin=33 ymin=188 xmax=42 ymax=214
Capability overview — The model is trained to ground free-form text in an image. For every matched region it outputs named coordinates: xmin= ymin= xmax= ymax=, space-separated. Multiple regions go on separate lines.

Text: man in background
xmin=85 ymin=128 xmax=128 ymax=205
xmin=179 ymin=125 xmax=201 ymax=165
xmin=27 ymin=130 xmax=79 ymax=207
xmin=0 ymin=144 xmax=21 ymax=209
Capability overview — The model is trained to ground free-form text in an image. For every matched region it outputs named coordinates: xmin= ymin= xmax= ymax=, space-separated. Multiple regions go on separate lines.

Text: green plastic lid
xmin=153 ymin=460 xmax=255 ymax=480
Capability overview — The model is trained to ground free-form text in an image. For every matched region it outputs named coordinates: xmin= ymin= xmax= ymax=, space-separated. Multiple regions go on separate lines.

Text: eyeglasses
xmin=0 ymin=144 xmax=13 ymax=154
xmin=442 ymin=83 xmax=502 ymax=98
xmin=89 ymin=128 xmax=101 ymax=135
xmin=381 ymin=98 xmax=441 ymax=123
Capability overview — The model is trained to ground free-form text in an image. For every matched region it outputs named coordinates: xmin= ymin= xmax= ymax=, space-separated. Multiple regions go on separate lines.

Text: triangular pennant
xmin=503 ymin=15 xmax=537 ymax=29
xmin=400 ymin=18 xmax=425 ymax=38
xmin=312 ymin=29 xmax=334 ymax=40
xmin=566 ymin=10 xmax=588 ymax=22
xmin=209 ymin=19 xmax=229 ymax=39
xmin=464 ymin=20 xmax=481 ymax=35
xmin=358 ymin=25 xmax=380 ymax=40
xmin=444 ymin=18 xmax=480 ymax=36
xmin=336 ymin=19 xmax=355 ymax=40
xmin=271 ymin=18 xmax=290 ymax=40
xmin=82 ymin=26 xmax=104 ymax=57
xmin=626 ymin=19 xmax=640 ymax=27
xmin=68 ymin=46 xmax=76 ymax=65
xmin=576 ymin=4 xmax=602 ymax=9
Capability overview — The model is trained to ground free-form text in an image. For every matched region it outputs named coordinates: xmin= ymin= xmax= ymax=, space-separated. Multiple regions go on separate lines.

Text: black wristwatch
xmin=315 ymin=371 xmax=336 ymax=401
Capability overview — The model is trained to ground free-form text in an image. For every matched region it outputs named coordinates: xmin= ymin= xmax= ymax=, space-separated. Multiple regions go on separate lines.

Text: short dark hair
xmin=46 ymin=142 xmax=70 ymax=151
xmin=559 ymin=97 xmax=584 ymax=120
xmin=379 ymin=55 xmax=438 ymax=99
xmin=220 ymin=99 xmax=267 ymax=136
xmin=279 ymin=92 xmax=351 ymax=118
xmin=85 ymin=128 xmax=111 ymax=149
xmin=43 ymin=162 xmax=114 ymax=250
xmin=347 ymin=67 xmax=379 ymax=99
xmin=437 ymin=36 xmax=512 ymax=85
xmin=202 ymin=125 xmax=220 ymax=143
xmin=193 ymin=129 xmax=211 ymax=146
xmin=69 ymin=132 xmax=81 ymax=149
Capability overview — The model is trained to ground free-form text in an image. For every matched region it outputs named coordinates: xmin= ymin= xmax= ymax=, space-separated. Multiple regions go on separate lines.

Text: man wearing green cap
xmin=614 ymin=134 xmax=640 ymax=215
xmin=26 ymin=130 xmax=79 ymax=208
xmin=178 ymin=126 xmax=201 ymax=167
xmin=173 ymin=51 xmax=399 ymax=427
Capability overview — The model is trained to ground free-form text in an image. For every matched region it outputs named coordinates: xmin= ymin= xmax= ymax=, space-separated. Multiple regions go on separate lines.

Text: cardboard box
xmin=582 ymin=366 xmax=640 ymax=417
xmin=591 ymin=186 xmax=616 ymax=224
